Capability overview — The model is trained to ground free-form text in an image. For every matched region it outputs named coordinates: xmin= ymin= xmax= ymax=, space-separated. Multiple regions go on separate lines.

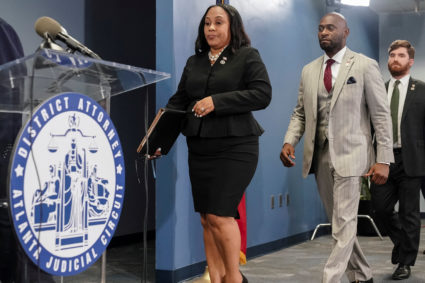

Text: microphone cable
xmin=28 ymin=51 xmax=43 ymax=283
xmin=134 ymin=81 xmax=151 ymax=283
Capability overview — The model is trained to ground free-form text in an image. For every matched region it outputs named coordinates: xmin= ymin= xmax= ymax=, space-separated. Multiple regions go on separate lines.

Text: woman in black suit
xmin=165 ymin=4 xmax=271 ymax=283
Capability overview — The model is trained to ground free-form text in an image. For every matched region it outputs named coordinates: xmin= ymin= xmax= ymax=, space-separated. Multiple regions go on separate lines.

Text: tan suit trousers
xmin=314 ymin=143 xmax=372 ymax=283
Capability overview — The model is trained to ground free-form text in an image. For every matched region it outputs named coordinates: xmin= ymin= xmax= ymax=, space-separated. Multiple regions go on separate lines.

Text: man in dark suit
xmin=0 ymin=16 xmax=24 ymax=283
xmin=0 ymin=17 xmax=54 ymax=283
xmin=371 ymin=39 xmax=425 ymax=280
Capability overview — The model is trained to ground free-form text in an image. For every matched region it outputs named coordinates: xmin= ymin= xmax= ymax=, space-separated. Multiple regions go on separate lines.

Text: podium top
xmin=0 ymin=49 xmax=170 ymax=113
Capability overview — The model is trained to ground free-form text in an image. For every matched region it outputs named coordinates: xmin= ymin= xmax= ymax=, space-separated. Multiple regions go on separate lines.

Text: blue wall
xmin=156 ymin=0 xmax=381 ymax=280
xmin=335 ymin=6 xmax=380 ymax=60
xmin=234 ymin=0 xmax=327 ymax=248
xmin=156 ymin=0 xmax=213 ymax=274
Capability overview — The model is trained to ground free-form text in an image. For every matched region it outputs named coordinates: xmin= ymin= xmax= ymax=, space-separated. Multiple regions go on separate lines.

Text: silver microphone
xmin=35 ymin=16 xmax=100 ymax=59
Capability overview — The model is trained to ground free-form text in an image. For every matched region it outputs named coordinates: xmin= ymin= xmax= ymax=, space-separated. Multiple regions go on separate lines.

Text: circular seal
xmin=9 ymin=92 xmax=125 ymax=276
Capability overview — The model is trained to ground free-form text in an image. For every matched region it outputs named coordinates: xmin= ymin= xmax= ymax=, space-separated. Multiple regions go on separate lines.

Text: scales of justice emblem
xmin=9 ymin=92 xmax=125 ymax=276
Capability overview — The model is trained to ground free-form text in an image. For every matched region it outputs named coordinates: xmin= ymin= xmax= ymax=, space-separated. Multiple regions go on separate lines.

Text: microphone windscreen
xmin=34 ymin=16 xmax=62 ymax=38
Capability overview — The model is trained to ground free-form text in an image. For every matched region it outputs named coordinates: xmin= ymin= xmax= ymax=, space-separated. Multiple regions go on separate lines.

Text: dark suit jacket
xmin=166 ymin=46 xmax=271 ymax=137
xmin=387 ymin=77 xmax=425 ymax=176
xmin=0 ymin=18 xmax=24 ymax=200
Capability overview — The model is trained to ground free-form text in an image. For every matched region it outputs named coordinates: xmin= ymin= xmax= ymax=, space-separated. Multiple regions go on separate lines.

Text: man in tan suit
xmin=280 ymin=13 xmax=394 ymax=283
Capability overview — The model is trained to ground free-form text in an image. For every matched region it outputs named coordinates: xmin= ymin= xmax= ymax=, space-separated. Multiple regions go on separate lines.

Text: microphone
xmin=34 ymin=16 xmax=100 ymax=59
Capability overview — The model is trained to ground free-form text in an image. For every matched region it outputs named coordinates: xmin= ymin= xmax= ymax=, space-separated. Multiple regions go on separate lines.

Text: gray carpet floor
xmin=52 ymin=224 xmax=425 ymax=282
xmin=186 ymin=224 xmax=425 ymax=283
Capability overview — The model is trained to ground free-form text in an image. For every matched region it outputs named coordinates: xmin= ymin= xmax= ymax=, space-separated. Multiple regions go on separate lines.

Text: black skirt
xmin=187 ymin=135 xmax=259 ymax=218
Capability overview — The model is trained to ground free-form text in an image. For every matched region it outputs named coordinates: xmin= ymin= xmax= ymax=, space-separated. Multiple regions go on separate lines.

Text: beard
xmin=319 ymin=40 xmax=337 ymax=53
xmin=319 ymin=35 xmax=344 ymax=54
xmin=388 ymin=61 xmax=410 ymax=77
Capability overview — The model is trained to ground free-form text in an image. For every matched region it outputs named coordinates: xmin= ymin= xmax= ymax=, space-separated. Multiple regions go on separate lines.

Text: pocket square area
xmin=347 ymin=76 xmax=356 ymax=84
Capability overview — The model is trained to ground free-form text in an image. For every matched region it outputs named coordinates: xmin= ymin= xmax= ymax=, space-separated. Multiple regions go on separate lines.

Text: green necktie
xmin=390 ymin=80 xmax=400 ymax=142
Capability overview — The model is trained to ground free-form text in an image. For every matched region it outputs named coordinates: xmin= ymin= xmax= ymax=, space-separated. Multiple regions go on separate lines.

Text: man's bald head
xmin=327 ymin=12 xmax=347 ymax=25
xmin=318 ymin=12 xmax=350 ymax=57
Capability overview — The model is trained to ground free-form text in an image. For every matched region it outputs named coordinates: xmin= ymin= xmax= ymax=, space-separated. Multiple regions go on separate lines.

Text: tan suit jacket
xmin=284 ymin=48 xmax=394 ymax=178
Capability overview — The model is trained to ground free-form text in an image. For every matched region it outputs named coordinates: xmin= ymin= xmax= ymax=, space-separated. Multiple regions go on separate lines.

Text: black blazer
xmin=166 ymin=46 xmax=271 ymax=138
xmin=0 ymin=18 xmax=24 ymax=200
xmin=386 ymin=77 xmax=425 ymax=176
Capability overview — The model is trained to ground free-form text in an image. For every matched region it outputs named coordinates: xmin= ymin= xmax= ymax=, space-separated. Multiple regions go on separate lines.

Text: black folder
xmin=137 ymin=108 xmax=186 ymax=156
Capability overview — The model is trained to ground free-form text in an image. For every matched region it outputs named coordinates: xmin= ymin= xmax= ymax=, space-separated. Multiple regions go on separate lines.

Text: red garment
xmin=236 ymin=194 xmax=247 ymax=264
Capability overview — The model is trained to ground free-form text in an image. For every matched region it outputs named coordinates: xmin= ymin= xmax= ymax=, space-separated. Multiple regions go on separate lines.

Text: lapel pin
xmin=220 ymin=60 xmax=226 ymax=65
xmin=411 ymin=84 xmax=415 ymax=91
xmin=345 ymin=57 xmax=354 ymax=67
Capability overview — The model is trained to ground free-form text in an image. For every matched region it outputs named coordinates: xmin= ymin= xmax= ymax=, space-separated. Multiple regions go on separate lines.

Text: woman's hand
xmin=147 ymin=148 xmax=162 ymax=160
xmin=192 ymin=97 xmax=215 ymax=117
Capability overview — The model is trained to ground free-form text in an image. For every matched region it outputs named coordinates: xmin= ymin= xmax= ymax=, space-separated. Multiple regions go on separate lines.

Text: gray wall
xmin=379 ymin=12 xmax=425 ymax=81
xmin=1 ymin=0 xmax=85 ymax=56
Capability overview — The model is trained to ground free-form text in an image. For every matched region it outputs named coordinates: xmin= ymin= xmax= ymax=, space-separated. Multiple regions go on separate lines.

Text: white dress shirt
xmin=388 ymin=74 xmax=410 ymax=148
xmin=323 ymin=46 xmax=347 ymax=87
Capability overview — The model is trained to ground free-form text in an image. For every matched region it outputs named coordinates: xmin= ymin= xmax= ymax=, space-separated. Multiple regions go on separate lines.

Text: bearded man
xmin=371 ymin=40 xmax=425 ymax=280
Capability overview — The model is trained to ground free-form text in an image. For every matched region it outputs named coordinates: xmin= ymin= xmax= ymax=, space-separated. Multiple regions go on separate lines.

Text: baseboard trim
xmin=155 ymin=227 xmax=330 ymax=282
xmin=246 ymin=225 xmax=331 ymax=259
xmin=156 ymin=260 xmax=207 ymax=283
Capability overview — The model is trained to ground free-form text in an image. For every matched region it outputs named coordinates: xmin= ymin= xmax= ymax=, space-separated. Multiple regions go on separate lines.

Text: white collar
xmin=324 ymin=46 xmax=347 ymax=64
xmin=390 ymin=74 xmax=410 ymax=86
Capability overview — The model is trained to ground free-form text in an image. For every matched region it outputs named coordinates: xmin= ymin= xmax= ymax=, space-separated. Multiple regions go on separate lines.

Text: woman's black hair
xmin=195 ymin=4 xmax=251 ymax=55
